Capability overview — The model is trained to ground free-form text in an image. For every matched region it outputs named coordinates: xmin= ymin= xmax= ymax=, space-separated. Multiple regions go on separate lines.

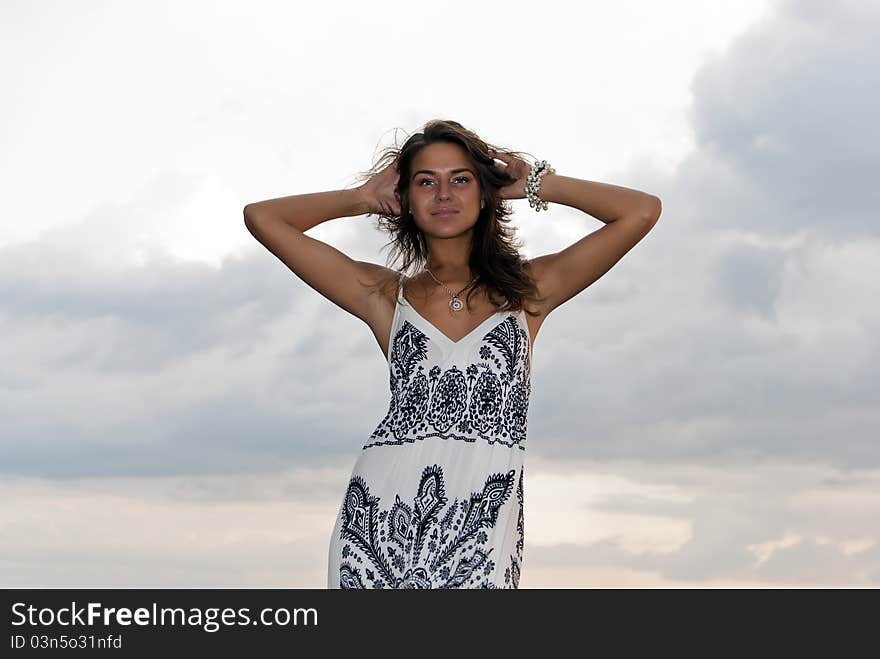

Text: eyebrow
xmin=412 ymin=168 xmax=476 ymax=178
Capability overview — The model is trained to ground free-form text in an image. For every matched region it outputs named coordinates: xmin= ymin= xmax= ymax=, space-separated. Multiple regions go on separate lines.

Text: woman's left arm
xmin=540 ymin=173 xmax=661 ymax=226
xmin=529 ymin=173 xmax=662 ymax=314
xmin=490 ymin=151 xmax=661 ymax=314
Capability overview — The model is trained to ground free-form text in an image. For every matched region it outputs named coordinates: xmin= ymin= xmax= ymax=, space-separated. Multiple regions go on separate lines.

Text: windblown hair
xmin=352 ymin=119 xmax=547 ymax=317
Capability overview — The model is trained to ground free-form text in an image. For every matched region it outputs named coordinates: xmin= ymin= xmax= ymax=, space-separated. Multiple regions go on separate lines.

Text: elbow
xmin=642 ymin=195 xmax=662 ymax=222
xmin=243 ymin=204 xmax=259 ymax=226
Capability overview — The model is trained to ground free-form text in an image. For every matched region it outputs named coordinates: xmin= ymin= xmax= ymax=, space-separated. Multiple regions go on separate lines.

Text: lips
xmin=431 ymin=208 xmax=459 ymax=216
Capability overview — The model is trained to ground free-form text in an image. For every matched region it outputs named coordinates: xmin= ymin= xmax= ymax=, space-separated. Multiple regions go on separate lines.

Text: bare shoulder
xmin=353 ymin=261 xmax=402 ymax=349
xmin=354 ymin=261 xmax=400 ymax=312
xmin=525 ymin=253 xmax=553 ymax=279
xmin=521 ymin=254 xmax=557 ymax=350
xmin=523 ymin=254 xmax=555 ymax=316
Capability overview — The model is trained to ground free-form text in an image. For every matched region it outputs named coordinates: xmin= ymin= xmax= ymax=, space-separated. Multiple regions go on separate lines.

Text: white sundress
xmin=327 ymin=274 xmax=532 ymax=589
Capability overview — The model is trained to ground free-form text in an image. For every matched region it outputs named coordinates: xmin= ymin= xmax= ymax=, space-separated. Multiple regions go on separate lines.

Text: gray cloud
xmin=712 ymin=242 xmax=786 ymax=319
xmin=686 ymin=0 xmax=880 ymax=238
xmin=526 ymin=0 xmax=880 ymax=473
xmin=1 ymin=0 xmax=878 ymax=586
xmin=0 ymin=195 xmax=396 ymax=477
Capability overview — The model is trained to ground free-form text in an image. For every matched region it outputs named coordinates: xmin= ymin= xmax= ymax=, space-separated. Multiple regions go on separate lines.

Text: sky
xmin=1 ymin=0 xmax=878 ymax=587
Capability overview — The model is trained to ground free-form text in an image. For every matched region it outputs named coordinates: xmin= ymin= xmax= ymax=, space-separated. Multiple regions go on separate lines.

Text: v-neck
xmin=398 ymin=281 xmax=510 ymax=346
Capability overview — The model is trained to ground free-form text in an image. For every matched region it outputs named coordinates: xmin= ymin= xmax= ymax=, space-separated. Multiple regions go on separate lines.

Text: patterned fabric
xmin=328 ymin=275 xmax=531 ymax=588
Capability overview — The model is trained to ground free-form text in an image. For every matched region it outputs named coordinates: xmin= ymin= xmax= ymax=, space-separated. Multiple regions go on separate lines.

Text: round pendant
xmin=449 ymin=297 xmax=463 ymax=312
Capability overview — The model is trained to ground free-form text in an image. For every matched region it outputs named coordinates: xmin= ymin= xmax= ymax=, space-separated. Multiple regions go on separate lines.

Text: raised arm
xmin=243 ymin=185 xmax=393 ymax=324
xmin=526 ymin=173 xmax=662 ymax=315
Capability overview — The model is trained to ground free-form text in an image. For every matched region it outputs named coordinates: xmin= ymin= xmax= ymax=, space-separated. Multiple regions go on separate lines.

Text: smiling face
xmin=408 ymin=141 xmax=482 ymax=238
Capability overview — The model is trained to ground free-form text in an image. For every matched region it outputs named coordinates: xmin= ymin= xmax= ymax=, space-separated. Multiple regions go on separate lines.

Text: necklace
xmin=424 ymin=267 xmax=479 ymax=312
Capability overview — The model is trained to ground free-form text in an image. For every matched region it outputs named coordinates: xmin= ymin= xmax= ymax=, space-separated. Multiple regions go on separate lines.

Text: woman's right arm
xmin=244 ymin=187 xmax=370 ymax=232
xmin=243 ymin=186 xmax=392 ymax=324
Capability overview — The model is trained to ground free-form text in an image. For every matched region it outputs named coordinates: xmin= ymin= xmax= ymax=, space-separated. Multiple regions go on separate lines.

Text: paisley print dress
xmin=327 ymin=275 xmax=532 ymax=589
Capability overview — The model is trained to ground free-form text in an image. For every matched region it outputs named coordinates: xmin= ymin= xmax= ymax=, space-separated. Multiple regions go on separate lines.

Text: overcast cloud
xmin=1 ymin=0 xmax=877 ymax=587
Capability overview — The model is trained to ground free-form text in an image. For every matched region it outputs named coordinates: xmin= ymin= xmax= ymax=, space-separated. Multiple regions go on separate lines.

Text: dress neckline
xmin=397 ymin=278 xmax=511 ymax=346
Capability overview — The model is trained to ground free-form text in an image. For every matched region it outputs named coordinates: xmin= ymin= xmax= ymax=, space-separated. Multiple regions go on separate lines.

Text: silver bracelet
xmin=526 ymin=159 xmax=555 ymax=211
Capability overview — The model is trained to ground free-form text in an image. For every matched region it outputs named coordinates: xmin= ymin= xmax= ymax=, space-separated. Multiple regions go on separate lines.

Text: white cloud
xmin=747 ymin=531 xmax=803 ymax=566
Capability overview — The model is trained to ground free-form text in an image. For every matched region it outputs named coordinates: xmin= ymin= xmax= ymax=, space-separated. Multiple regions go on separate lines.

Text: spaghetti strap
xmin=396 ymin=273 xmax=405 ymax=303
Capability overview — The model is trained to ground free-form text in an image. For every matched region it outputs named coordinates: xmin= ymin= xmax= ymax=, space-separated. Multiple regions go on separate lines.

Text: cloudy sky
xmin=1 ymin=0 xmax=877 ymax=587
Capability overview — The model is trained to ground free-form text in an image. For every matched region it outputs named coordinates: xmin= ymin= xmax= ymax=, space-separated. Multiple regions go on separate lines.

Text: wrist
xmin=349 ymin=186 xmax=373 ymax=216
xmin=533 ymin=172 xmax=560 ymax=205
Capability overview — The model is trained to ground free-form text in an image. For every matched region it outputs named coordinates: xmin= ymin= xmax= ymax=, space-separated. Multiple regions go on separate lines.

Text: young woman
xmin=244 ymin=119 xmax=662 ymax=588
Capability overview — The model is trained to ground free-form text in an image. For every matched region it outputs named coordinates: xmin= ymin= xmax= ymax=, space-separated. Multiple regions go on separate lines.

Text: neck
xmin=424 ymin=246 xmax=472 ymax=277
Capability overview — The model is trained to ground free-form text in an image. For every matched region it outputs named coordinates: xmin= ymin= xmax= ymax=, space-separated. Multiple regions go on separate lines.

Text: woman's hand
xmin=490 ymin=149 xmax=531 ymax=200
xmin=357 ymin=156 xmax=402 ymax=216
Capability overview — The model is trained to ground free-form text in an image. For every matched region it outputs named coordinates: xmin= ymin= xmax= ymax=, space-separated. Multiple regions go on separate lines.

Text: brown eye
xmin=419 ymin=176 xmax=469 ymax=186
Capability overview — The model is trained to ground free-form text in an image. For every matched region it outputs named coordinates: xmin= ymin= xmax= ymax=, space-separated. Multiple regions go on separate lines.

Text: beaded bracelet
xmin=525 ymin=159 xmax=555 ymax=211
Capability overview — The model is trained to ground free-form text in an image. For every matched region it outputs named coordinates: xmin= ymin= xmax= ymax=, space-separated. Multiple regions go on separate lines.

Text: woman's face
xmin=408 ymin=142 xmax=482 ymax=238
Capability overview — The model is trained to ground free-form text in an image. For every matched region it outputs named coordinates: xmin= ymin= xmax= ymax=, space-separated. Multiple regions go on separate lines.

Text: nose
xmin=435 ymin=180 xmax=452 ymax=200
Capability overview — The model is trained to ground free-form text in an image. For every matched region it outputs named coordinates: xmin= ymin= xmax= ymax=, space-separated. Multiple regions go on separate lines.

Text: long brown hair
xmin=352 ymin=119 xmax=547 ymax=317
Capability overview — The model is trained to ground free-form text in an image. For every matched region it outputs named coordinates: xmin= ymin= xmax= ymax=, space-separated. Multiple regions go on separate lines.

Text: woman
xmin=244 ymin=119 xmax=662 ymax=588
